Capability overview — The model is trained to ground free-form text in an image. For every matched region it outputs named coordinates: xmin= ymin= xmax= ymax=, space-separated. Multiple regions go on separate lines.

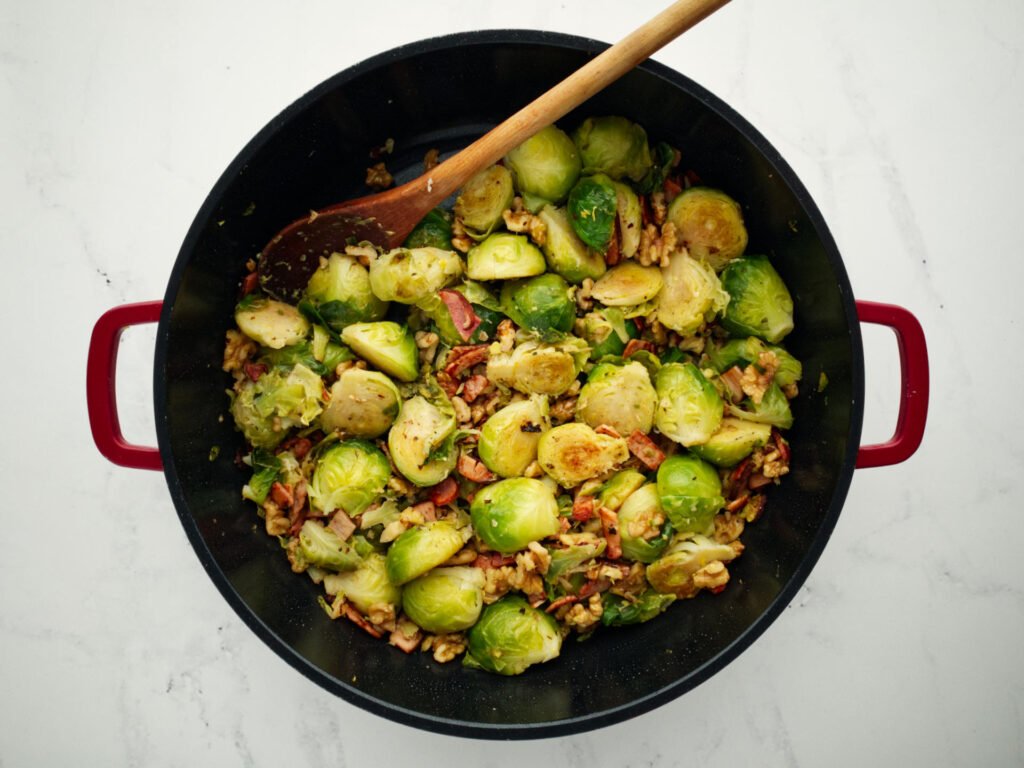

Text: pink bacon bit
xmin=457 ymin=453 xmax=496 ymax=483
xmin=444 ymin=344 xmax=489 ymax=379
xmin=572 ymin=495 xmax=595 ymax=523
xmin=461 ymin=374 xmax=492 ymax=404
xmin=429 ymin=476 xmax=459 ymax=506
xmin=343 ymin=604 xmax=382 ymax=639
xmin=598 ymin=506 xmax=622 ymax=560
xmin=243 ymin=362 xmax=268 ymax=381
xmin=439 ymin=289 xmax=483 ymax=342
xmin=627 ymin=430 xmax=665 ymax=471
xmin=623 ymin=339 xmax=656 ymax=358
xmin=240 ymin=271 xmax=260 ymax=297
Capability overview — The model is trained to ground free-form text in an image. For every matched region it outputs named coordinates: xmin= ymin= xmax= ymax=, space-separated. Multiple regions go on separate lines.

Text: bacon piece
xmin=410 ymin=500 xmax=437 ymax=522
xmin=461 ymin=374 xmax=492 ymax=404
xmin=594 ymin=424 xmax=621 ymax=439
xmin=773 ymin=428 xmax=791 ymax=464
xmin=291 ymin=480 xmax=307 ymax=519
xmin=241 ymin=271 xmax=259 ymax=297
xmin=270 ymin=482 xmax=293 ymax=508
xmin=435 ymin=370 xmax=459 ymax=399
xmin=457 ymin=453 xmax=496 ymax=483
xmin=728 ymin=458 xmax=753 ymax=499
xmin=545 ymin=595 xmax=579 ymax=614
xmin=578 ymin=578 xmax=610 ymax=598
xmin=639 ymin=194 xmax=653 ymax=228
xmin=277 ymin=436 xmax=313 ymax=460
xmin=725 ymin=494 xmax=751 ymax=513
xmin=623 ymin=339 xmax=656 ymax=358
xmin=327 ymin=509 xmax=356 ymax=541
xmin=444 ymin=344 xmax=489 ymax=379
xmin=720 ymin=366 xmax=746 ymax=403
xmin=429 ymin=476 xmax=459 ymax=506
xmin=663 ymin=176 xmax=683 ymax=203
xmin=473 ymin=553 xmax=516 ymax=569
xmin=572 ymin=495 xmax=595 ymax=523
xmin=598 ymin=506 xmax=622 ymax=560
xmin=749 ymin=473 xmax=773 ymax=490
xmin=627 ymin=430 xmax=666 ymax=471
xmin=439 ymin=289 xmax=483 ymax=342
xmin=243 ymin=362 xmax=268 ymax=381
xmin=605 ymin=221 xmax=621 ymax=266
xmin=343 ymin=604 xmax=383 ymax=639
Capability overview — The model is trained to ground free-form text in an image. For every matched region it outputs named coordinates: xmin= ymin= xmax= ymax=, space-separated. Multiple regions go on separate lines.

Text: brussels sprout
xmin=614 ymin=182 xmax=642 ymax=258
xmin=601 ymin=590 xmax=677 ymax=626
xmin=578 ymin=308 xmax=636 ymax=360
xmin=308 ymin=439 xmax=390 ymax=515
xmin=536 ymin=205 xmax=606 ymax=283
xmin=691 ymin=417 xmax=772 ymax=467
xmin=385 ymin=521 xmax=468 ymax=586
xmin=727 ymin=381 xmax=794 ymax=429
xmin=667 ymin=187 xmax=749 ymax=272
xmin=454 ymin=165 xmax=515 ymax=237
xmin=470 ymin=477 xmax=560 ymax=553
xmin=464 ymin=595 xmax=562 ymax=675
xmin=616 ymin=483 xmax=672 ymax=563
xmin=297 ymin=519 xmax=362 ymax=573
xmin=417 ymin=281 xmax=504 ymax=346
xmin=720 ymin=255 xmax=795 ymax=343
xmin=572 ymin=116 xmax=652 ymax=182
xmin=499 ymin=273 xmax=575 ymax=338
xmin=242 ymin=448 xmax=281 ymax=504
xmin=388 ymin=395 xmax=458 ymax=486
xmin=704 ymin=336 xmax=802 ymax=389
xmin=654 ymin=363 xmax=723 ymax=447
xmin=545 ymin=536 xmax=607 ymax=586
xmin=404 ymin=208 xmax=453 ymax=250
xmin=340 ymin=321 xmax=418 ymax=382
xmin=301 ymin=253 xmax=388 ymax=332
xmin=320 ymin=368 xmax=401 ymax=438
xmin=567 ymin=174 xmax=618 ymax=251
xmin=235 ymin=295 xmax=310 ymax=349
xmin=323 ymin=553 xmax=402 ymax=615
xmin=655 ymin=252 xmax=730 ymax=336
xmin=590 ymin=262 xmax=664 ymax=307
xmin=368 ymin=247 xmax=463 ymax=304
xmin=598 ymin=469 xmax=647 ymax=512
xmin=576 ymin=361 xmax=657 ymax=436
xmin=259 ymin=338 xmax=347 ymax=377
xmin=637 ymin=141 xmax=677 ymax=195
xmin=646 ymin=533 xmax=741 ymax=597
xmin=466 ymin=233 xmax=547 ymax=281
xmin=230 ymin=363 xmax=324 ymax=449
xmin=402 ymin=566 xmax=485 ymax=634
xmin=486 ymin=336 xmax=589 ymax=397
xmin=656 ymin=454 xmax=724 ymax=534
xmin=503 ymin=125 xmax=581 ymax=204
xmin=537 ymin=422 xmax=630 ymax=488
xmin=478 ymin=396 xmax=549 ymax=478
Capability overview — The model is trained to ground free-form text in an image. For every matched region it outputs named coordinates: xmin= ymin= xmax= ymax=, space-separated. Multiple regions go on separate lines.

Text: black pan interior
xmin=154 ymin=31 xmax=863 ymax=738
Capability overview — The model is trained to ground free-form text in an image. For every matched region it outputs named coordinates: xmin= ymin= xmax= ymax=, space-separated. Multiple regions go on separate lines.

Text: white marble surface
xmin=4 ymin=0 xmax=1023 ymax=764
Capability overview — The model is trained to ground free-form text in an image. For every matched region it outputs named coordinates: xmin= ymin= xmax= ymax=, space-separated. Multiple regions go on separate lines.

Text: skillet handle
xmin=855 ymin=300 xmax=929 ymax=468
xmin=87 ymin=301 xmax=164 ymax=471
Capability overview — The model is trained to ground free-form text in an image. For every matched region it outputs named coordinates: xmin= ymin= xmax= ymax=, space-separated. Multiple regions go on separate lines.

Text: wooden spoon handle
xmin=419 ymin=0 xmax=731 ymax=201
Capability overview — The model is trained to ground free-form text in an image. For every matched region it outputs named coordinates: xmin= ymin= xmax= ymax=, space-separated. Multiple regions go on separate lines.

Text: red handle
xmin=855 ymin=300 xmax=929 ymax=468
xmin=87 ymin=301 xmax=164 ymax=470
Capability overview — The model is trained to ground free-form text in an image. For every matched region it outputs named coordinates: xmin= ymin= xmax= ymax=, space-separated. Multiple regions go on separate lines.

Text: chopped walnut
xmin=414 ymin=330 xmax=440 ymax=366
xmin=563 ymin=594 xmax=604 ymax=632
xmin=782 ymin=382 xmax=800 ymax=399
xmin=637 ymin=220 xmax=679 ymax=268
xmin=496 ymin=319 xmax=516 ymax=352
xmin=482 ymin=566 xmax=515 ymax=603
xmin=421 ymin=632 xmax=466 ymax=663
xmin=575 ymin=278 xmax=595 ymax=310
xmin=367 ymin=603 xmax=397 ymax=632
xmin=502 ymin=206 xmax=547 ymax=245
xmin=713 ymin=511 xmax=745 ymax=543
xmin=760 ymin=445 xmax=790 ymax=479
xmin=740 ymin=350 xmax=780 ymax=404
xmin=365 ymin=162 xmax=393 ymax=189
xmin=692 ymin=560 xmax=730 ymax=592
xmin=343 ymin=243 xmax=376 ymax=267
xmin=263 ymin=499 xmax=290 ymax=536
xmin=523 ymin=460 xmax=543 ymax=478
xmin=549 ymin=396 xmax=578 ymax=424
xmin=223 ymin=329 xmax=257 ymax=374
xmin=450 ymin=217 xmax=473 ymax=253
xmin=650 ymin=190 xmax=668 ymax=226
xmin=451 ymin=395 xmax=473 ymax=426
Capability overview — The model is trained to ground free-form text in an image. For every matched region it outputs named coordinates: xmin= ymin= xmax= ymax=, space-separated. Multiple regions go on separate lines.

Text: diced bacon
xmin=773 ymin=428 xmax=791 ymax=463
xmin=241 ymin=271 xmax=259 ymax=297
xmin=572 ymin=495 xmax=595 ymax=523
xmin=270 ymin=482 xmax=293 ymax=508
xmin=291 ymin=480 xmax=307 ymax=519
xmin=277 ymin=436 xmax=313 ymax=460
xmin=343 ymin=604 xmax=382 ymax=639
xmin=578 ymin=578 xmax=610 ymax=598
xmin=662 ymin=176 xmax=683 ymax=203
xmin=435 ymin=370 xmax=459 ymax=398
xmin=473 ymin=553 xmax=516 ymax=569
xmin=243 ymin=362 xmax=268 ymax=381
xmin=461 ymin=374 xmax=492 ymax=404
xmin=728 ymin=457 xmax=753 ymax=498
xmin=411 ymin=500 xmax=437 ymax=522
xmin=720 ymin=366 xmax=746 ymax=402
xmin=545 ymin=595 xmax=579 ymax=613
xmin=444 ymin=344 xmax=489 ymax=379
xmin=725 ymin=494 xmax=751 ymax=513
xmin=605 ymin=221 xmax=621 ymax=266
xmin=327 ymin=509 xmax=356 ymax=540
xmin=627 ymin=430 xmax=666 ymax=471
xmin=457 ymin=453 xmax=496 ymax=483
xmin=429 ymin=476 xmax=459 ymax=506
xmin=639 ymin=194 xmax=653 ymax=228
xmin=439 ymin=289 xmax=483 ymax=342
xmin=598 ymin=506 xmax=622 ymax=560
xmin=749 ymin=473 xmax=773 ymax=490
xmin=623 ymin=339 xmax=656 ymax=358
xmin=388 ymin=625 xmax=422 ymax=653
xmin=594 ymin=424 xmax=621 ymax=438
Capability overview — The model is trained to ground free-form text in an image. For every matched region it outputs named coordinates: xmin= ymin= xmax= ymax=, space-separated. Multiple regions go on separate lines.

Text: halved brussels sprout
xmin=614 ymin=181 xmax=642 ymax=258
xmin=417 ymin=281 xmax=503 ymax=346
xmin=599 ymin=469 xmax=647 ymax=512
xmin=537 ymin=422 xmax=630 ymax=488
xmin=486 ymin=337 xmax=589 ymax=397
xmin=320 ymin=368 xmax=401 ymax=438
xmin=301 ymin=253 xmax=388 ymax=332
xmin=464 ymin=595 xmax=562 ymax=675
xmin=404 ymin=208 xmax=453 ymax=250
xmin=720 ymin=255 xmax=795 ymax=343
xmin=616 ymin=483 xmax=672 ymax=563
xmin=601 ymin=590 xmax=677 ymax=626
xmin=478 ymin=396 xmax=550 ymax=478
xmin=704 ymin=336 xmax=803 ymax=389
xmin=297 ymin=519 xmax=362 ymax=573
xmin=567 ymin=173 xmax=618 ymax=251
xmin=578 ymin=308 xmax=636 ymax=360
xmin=691 ymin=417 xmax=772 ymax=467
xmin=499 ymin=273 xmax=575 ymax=337
xmin=385 ymin=520 xmax=468 ymax=586
xmin=572 ymin=116 xmax=652 ymax=182
xmin=545 ymin=536 xmax=607 ymax=586
xmin=503 ymin=125 xmax=581 ymax=204
xmin=235 ymin=296 xmax=310 ymax=349
xmin=340 ymin=321 xmax=418 ymax=382
xmin=308 ymin=439 xmax=391 ymax=515
xmin=655 ymin=252 xmax=729 ymax=336
xmin=387 ymin=395 xmax=457 ymax=487
xmin=402 ymin=566 xmax=485 ymax=634
xmin=656 ymin=454 xmax=724 ymax=534
xmin=323 ymin=552 xmax=402 ymax=615
xmin=646 ymin=533 xmax=741 ymax=597
xmin=454 ymin=165 xmax=515 ymax=237
xmin=590 ymin=262 xmax=664 ymax=307
xmin=654 ymin=363 xmax=723 ymax=447
xmin=471 ymin=477 xmax=560 ymax=553
xmin=727 ymin=381 xmax=794 ymax=429
xmin=576 ymin=361 xmax=657 ymax=436
xmin=230 ymin=363 xmax=324 ymax=449
xmin=536 ymin=205 xmax=606 ymax=283
xmin=667 ymin=187 xmax=749 ymax=272
xmin=368 ymin=247 xmax=463 ymax=304
xmin=466 ymin=233 xmax=547 ymax=281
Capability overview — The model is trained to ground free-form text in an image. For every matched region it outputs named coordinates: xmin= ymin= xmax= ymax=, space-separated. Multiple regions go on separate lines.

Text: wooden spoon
xmin=259 ymin=0 xmax=731 ymax=302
